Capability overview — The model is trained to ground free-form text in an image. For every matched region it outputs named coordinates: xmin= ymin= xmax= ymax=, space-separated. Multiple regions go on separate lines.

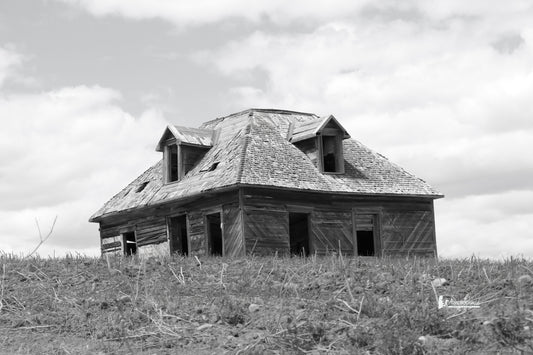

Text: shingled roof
xmin=90 ymin=109 xmax=442 ymax=221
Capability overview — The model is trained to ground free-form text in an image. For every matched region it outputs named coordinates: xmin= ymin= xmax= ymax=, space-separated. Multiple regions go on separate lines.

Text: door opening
xmin=356 ymin=231 xmax=375 ymax=256
xmin=356 ymin=213 xmax=376 ymax=256
xmin=168 ymin=215 xmax=189 ymax=255
xmin=289 ymin=213 xmax=310 ymax=256
xmin=206 ymin=213 xmax=223 ymax=256
xmin=123 ymin=231 xmax=137 ymax=256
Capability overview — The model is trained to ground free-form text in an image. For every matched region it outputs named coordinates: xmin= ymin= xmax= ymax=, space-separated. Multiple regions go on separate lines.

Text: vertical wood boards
xmin=98 ymin=187 xmax=438 ymax=258
xmin=241 ymin=187 xmax=437 ymax=258
xmin=243 ymin=208 xmax=290 ymax=255
xmin=381 ymin=210 xmax=436 ymax=257
xmin=312 ymin=210 xmax=354 ymax=255
xmin=187 ymin=211 xmax=206 ymax=255
xmin=223 ymin=204 xmax=245 ymax=257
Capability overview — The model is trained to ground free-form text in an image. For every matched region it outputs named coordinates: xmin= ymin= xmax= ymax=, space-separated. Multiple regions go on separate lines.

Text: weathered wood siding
xmin=312 ymin=210 xmax=354 ymax=255
xmin=99 ymin=215 xmax=167 ymax=254
xmin=243 ymin=208 xmax=290 ymax=255
xmin=241 ymin=187 xmax=437 ymax=258
xmin=187 ymin=211 xmax=206 ymax=255
xmin=381 ymin=210 xmax=436 ymax=257
xmin=135 ymin=217 xmax=167 ymax=246
xmin=97 ymin=187 xmax=437 ymax=258
xmin=223 ymin=204 xmax=245 ymax=257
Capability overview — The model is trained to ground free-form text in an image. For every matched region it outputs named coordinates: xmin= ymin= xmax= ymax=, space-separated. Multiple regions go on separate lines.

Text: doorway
xmin=206 ymin=213 xmax=223 ymax=256
xmin=122 ymin=231 xmax=137 ymax=256
xmin=356 ymin=231 xmax=375 ymax=256
xmin=289 ymin=213 xmax=310 ymax=256
xmin=168 ymin=215 xmax=189 ymax=255
xmin=356 ymin=213 xmax=376 ymax=256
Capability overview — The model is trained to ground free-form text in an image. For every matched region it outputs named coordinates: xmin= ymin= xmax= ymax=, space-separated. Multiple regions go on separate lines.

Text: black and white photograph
xmin=0 ymin=0 xmax=532 ymax=353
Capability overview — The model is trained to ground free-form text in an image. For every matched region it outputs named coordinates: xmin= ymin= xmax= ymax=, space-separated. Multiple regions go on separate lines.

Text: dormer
xmin=290 ymin=115 xmax=350 ymax=174
xmin=156 ymin=125 xmax=213 ymax=183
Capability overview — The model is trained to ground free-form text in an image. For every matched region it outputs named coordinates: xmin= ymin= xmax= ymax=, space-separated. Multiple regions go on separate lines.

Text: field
xmin=0 ymin=254 xmax=532 ymax=354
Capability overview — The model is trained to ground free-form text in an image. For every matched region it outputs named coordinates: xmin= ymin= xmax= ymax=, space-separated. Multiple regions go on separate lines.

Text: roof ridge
xmin=200 ymin=108 xmax=319 ymax=128
xmin=200 ymin=109 xmax=253 ymax=128
xmin=172 ymin=124 xmax=213 ymax=133
xmin=248 ymin=108 xmax=318 ymax=116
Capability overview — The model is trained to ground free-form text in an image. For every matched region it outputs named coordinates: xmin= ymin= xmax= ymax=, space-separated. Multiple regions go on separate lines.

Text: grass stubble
xmin=0 ymin=252 xmax=531 ymax=354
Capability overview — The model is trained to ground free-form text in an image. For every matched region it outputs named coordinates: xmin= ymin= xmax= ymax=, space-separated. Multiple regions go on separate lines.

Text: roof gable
xmin=290 ymin=115 xmax=350 ymax=143
xmin=155 ymin=125 xmax=214 ymax=151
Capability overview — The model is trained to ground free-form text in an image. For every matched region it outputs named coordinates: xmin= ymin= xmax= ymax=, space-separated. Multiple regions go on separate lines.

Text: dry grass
xmin=0 ymin=253 xmax=532 ymax=354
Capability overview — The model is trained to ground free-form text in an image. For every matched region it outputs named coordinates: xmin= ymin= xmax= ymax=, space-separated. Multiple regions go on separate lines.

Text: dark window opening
xmin=206 ymin=213 xmax=223 ymax=256
xmin=168 ymin=215 xmax=188 ymax=255
xmin=289 ymin=213 xmax=310 ymax=256
xmin=135 ymin=181 xmax=149 ymax=193
xmin=356 ymin=231 xmax=375 ymax=256
xmin=356 ymin=213 xmax=377 ymax=256
xmin=322 ymin=135 xmax=340 ymax=173
xmin=181 ymin=145 xmax=210 ymax=177
xmin=208 ymin=162 xmax=219 ymax=171
xmin=123 ymin=231 xmax=137 ymax=256
xmin=323 ymin=153 xmax=336 ymax=172
xmin=200 ymin=161 xmax=220 ymax=172
xmin=169 ymin=145 xmax=178 ymax=182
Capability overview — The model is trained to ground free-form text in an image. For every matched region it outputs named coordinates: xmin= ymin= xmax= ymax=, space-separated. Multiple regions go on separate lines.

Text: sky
xmin=0 ymin=0 xmax=532 ymax=258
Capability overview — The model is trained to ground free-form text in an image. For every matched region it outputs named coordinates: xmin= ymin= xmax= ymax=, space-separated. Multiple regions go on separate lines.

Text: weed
xmin=0 ymin=254 xmax=531 ymax=354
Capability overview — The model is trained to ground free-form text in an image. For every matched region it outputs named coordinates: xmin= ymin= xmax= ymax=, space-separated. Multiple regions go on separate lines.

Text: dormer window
xmin=290 ymin=115 xmax=350 ymax=175
xmin=321 ymin=135 xmax=343 ymax=173
xmin=167 ymin=144 xmax=179 ymax=182
xmin=156 ymin=125 xmax=214 ymax=184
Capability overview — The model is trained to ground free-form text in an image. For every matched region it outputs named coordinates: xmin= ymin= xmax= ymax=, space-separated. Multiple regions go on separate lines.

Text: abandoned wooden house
xmin=90 ymin=109 xmax=443 ymax=257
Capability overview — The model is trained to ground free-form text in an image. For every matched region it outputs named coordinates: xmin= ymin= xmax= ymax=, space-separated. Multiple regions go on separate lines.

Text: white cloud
xmin=191 ymin=4 xmax=533 ymax=258
xmin=56 ymin=0 xmax=366 ymax=26
xmin=0 ymin=46 xmax=22 ymax=88
xmin=55 ymin=0 xmax=533 ymax=31
xmin=199 ymin=13 xmax=533 ymax=190
xmin=436 ymin=190 xmax=533 ymax=258
xmin=0 ymin=85 xmax=167 ymax=256
xmin=6 ymin=1 xmax=533 ymax=259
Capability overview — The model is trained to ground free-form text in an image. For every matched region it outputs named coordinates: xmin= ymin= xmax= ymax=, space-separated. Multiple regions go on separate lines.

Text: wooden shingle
xmin=90 ymin=109 xmax=442 ymax=222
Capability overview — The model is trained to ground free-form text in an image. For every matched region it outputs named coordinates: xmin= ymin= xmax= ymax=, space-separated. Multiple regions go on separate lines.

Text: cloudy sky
xmin=1 ymin=0 xmax=532 ymax=258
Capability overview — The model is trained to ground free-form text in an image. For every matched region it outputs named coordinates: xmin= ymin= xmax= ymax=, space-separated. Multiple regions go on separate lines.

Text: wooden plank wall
xmin=135 ymin=216 xmax=167 ymax=246
xmin=187 ymin=211 xmax=206 ymax=255
xmin=312 ymin=210 xmax=354 ymax=255
xmin=381 ymin=210 xmax=436 ymax=257
xmin=243 ymin=209 xmax=290 ymax=255
xmin=97 ymin=187 xmax=437 ymax=258
xmin=242 ymin=188 xmax=437 ymax=258
xmin=223 ymin=204 xmax=245 ymax=257
xmin=99 ymin=215 xmax=167 ymax=252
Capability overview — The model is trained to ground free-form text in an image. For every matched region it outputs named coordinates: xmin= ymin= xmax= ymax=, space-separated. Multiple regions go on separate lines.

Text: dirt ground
xmin=0 ymin=254 xmax=532 ymax=354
